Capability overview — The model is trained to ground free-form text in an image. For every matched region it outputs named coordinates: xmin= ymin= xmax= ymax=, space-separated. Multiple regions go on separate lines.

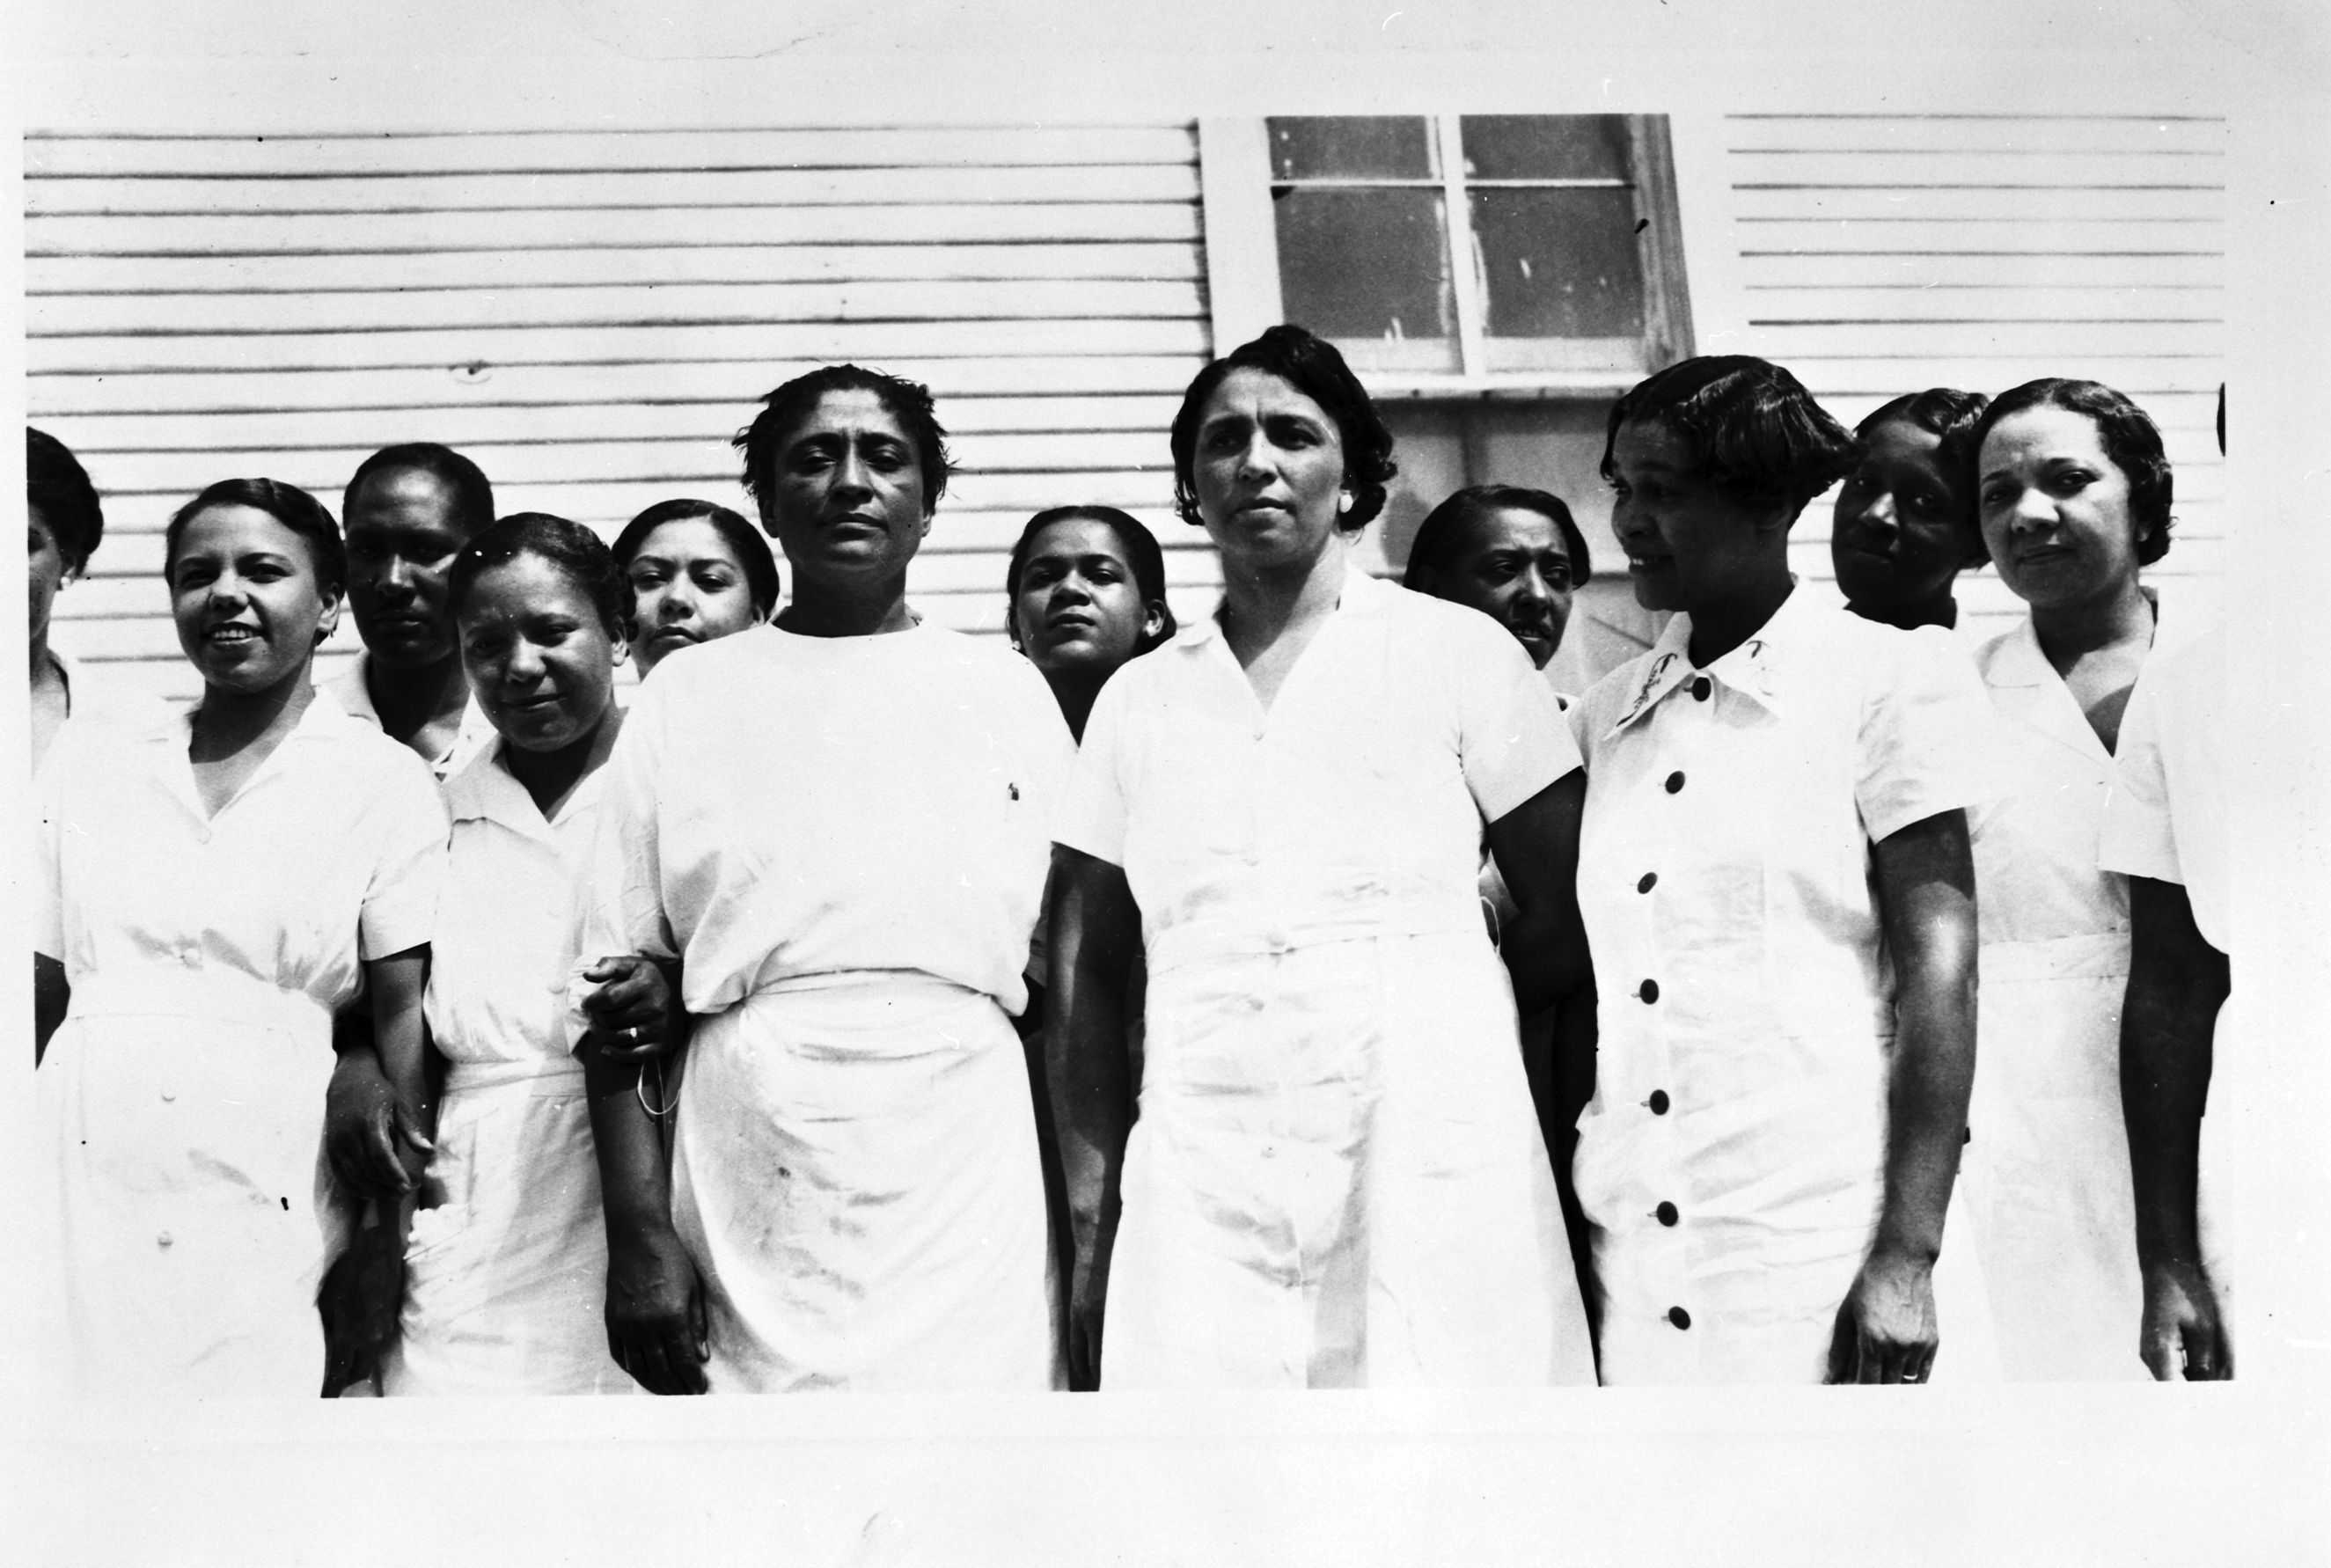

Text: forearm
xmin=1047 ymin=967 xmax=1132 ymax=1250
xmin=33 ymin=955 xmax=69 ymax=1066
xmin=1499 ymin=904 xmax=1592 ymax=1018
xmin=364 ymin=949 xmax=436 ymax=1178
xmin=2122 ymin=964 xmax=2225 ymax=1272
xmin=584 ymin=1044 xmax=677 ymax=1240
xmin=1875 ymin=963 xmax=1976 ymax=1262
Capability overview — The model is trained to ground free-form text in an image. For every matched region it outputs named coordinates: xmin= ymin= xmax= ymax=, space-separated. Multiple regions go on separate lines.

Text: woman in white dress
xmin=1572 ymin=355 xmax=1993 ymax=1385
xmin=1048 ymin=326 xmax=1597 ymax=1390
xmin=612 ymin=498 xmax=781 ymax=678
xmin=382 ymin=514 xmax=640 ymax=1395
xmin=581 ymin=365 xmax=1073 ymax=1394
xmin=1960 ymin=378 xmax=2185 ymax=1381
xmin=33 ymin=478 xmax=445 ymax=1396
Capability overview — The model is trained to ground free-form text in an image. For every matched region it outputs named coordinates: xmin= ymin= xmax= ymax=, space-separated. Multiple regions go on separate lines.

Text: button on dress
xmin=1055 ymin=569 xmax=1595 ymax=1388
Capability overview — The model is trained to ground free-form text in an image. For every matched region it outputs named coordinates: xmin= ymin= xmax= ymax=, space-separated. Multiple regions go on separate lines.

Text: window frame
xmin=1198 ymin=114 xmax=1695 ymax=399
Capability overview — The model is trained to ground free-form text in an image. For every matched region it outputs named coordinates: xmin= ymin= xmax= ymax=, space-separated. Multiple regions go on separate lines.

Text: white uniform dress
xmin=1963 ymin=604 xmax=2191 ymax=1381
xmin=1055 ymin=568 xmax=1595 ymax=1388
xmin=2098 ymin=625 xmax=2234 ymax=1318
xmin=1570 ymin=589 xmax=1996 ymax=1384
xmin=33 ymin=695 xmax=446 ymax=1397
xmin=385 ymin=741 xmax=632 ymax=1396
xmin=324 ymin=651 xmax=497 ymax=783
xmin=580 ymin=622 xmax=1074 ymax=1392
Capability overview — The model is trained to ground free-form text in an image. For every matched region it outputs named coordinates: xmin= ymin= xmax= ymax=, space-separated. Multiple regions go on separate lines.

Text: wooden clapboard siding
xmin=1716 ymin=113 xmax=2225 ymax=647
xmin=27 ymin=122 xmax=1213 ymax=697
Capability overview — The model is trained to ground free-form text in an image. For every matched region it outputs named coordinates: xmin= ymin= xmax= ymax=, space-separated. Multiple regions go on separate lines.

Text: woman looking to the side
xmin=1047 ymin=325 xmax=1596 ymax=1389
xmin=1829 ymin=389 xmax=1991 ymax=634
xmin=612 ymin=499 xmax=781 ymax=678
xmin=1401 ymin=483 xmax=1591 ymax=681
xmin=380 ymin=514 xmax=641 ymax=1396
xmin=1572 ymin=355 xmax=1993 ymax=1385
xmin=32 ymin=478 xmax=445 ymax=1396
xmin=580 ymin=364 xmax=1073 ymax=1394
xmin=1959 ymin=378 xmax=2182 ymax=1381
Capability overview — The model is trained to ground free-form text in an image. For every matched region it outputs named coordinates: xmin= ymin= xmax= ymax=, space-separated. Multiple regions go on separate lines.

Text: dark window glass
xmin=1269 ymin=116 xmax=1437 ymax=181
xmin=1471 ymin=187 xmax=1646 ymax=339
xmin=1275 ymin=188 xmax=1455 ymax=351
xmin=1461 ymin=114 xmax=1634 ymax=181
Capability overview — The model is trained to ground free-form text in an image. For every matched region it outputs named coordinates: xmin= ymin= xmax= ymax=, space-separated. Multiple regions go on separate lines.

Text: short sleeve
xmin=30 ymin=736 xmax=73 ymax=960
xmin=576 ymin=676 xmax=681 ymax=965
xmin=1450 ymin=615 xmax=1583 ymax=824
xmin=1052 ymin=665 xmax=1136 ymax=868
xmin=2098 ymin=663 xmax=2181 ymax=887
xmin=1856 ymin=624 xmax=1996 ymax=845
xmin=357 ymin=757 xmax=451 ymax=960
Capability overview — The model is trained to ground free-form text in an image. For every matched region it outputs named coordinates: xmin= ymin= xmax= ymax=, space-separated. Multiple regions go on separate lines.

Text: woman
xmin=1829 ymin=389 xmax=1992 ymax=633
xmin=1048 ymin=325 xmax=1597 ymax=1389
xmin=612 ymin=498 xmax=782 ymax=677
xmin=28 ymin=427 xmax=139 ymax=773
xmin=32 ymin=478 xmax=445 ymax=1396
xmin=1402 ymin=483 xmax=1592 ymax=677
xmin=382 ymin=514 xmax=638 ymax=1396
xmin=1960 ymin=378 xmax=2181 ymax=1381
xmin=579 ymin=364 xmax=1074 ymax=1394
xmin=1005 ymin=504 xmax=1175 ymax=742
xmin=1572 ymin=355 xmax=1993 ymax=1385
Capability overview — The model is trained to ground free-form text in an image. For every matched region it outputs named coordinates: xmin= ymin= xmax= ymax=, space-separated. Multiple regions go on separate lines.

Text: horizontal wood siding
xmin=1718 ymin=114 xmax=2225 ymax=645
xmin=27 ymin=124 xmax=1213 ymax=700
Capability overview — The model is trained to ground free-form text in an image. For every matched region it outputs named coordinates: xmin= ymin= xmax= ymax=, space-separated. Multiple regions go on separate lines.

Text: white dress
xmin=1570 ymin=589 xmax=1997 ymax=1384
xmin=1055 ymin=568 xmax=1595 ymax=1388
xmin=579 ymin=622 xmax=1074 ymax=1392
xmin=385 ymin=742 xmax=632 ymax=1396
xmin=33 ymin=696 xmax=446 ymax=1397
xmin=324 ymin=652 xmax=498 ymax=783
xmin=1962 ymin=608 xmax=2192 ymax=1381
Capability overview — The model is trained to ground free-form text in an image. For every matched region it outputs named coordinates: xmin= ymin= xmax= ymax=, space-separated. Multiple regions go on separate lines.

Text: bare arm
xmin=1829 ymin=808 xmax=1977 ymax=1384
xmin=33 ymin=955 xmax=68 ymax=1067
xmin=1482 ymin=772 xmax=1593 ymax=1018
xmin=583 ymin=1028 xmax=707 ymax=1395
xmin=2121 ymin=875 xmax=2232 ymax=1380
xmin=1043 ymin=844 xmax=1140 ymax=1391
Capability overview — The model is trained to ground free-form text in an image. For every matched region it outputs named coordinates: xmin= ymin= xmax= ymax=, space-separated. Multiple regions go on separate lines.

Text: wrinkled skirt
xmin=1103 ymin=930 xmax=1594 ymax=1388
xmin=671 ymin=971 xmax=1061 ymax=1392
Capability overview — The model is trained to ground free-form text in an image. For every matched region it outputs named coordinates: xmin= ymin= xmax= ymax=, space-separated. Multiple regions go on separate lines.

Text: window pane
xmin=1275 ymin=187 xmax=1458 ymax=369
xmin=1471 ymin=187 xmax=1646 ymax=340
xmin=1461 ymin=114 xmax=1634 ymax=181
xmin=1269 ymin=116 xmax=1437 ymax=181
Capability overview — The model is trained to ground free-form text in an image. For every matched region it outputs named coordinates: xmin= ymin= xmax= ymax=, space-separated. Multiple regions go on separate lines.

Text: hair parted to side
xmin=732 ymin=364 xmax=952 ymax=509
xmin=1968 ymin=377 xmax=2173 ymax=567
xmin=28 ymin=427 xmax=106 ymax=574
xmin=1403 ymin=483 xmax=1594 ymax=591
xmin=1600 ymin=355 xmax=1857 ymax=524
xmin=1169 ymin=324 xmax=1398 ymax=533
xmin=613 ymin=498 xmax=782 ymax=619
xmin=343 ymin=442 xmax=496 ymax=538
xmin=447 ymin=512 xmax=634 ymax=637
xmin=164 ymin=479 xmax=346 ymax=596
xmin=1003 ymin=504 xmax=1179 ymax=656
xmin=1855 ymin=386 xmax=1993 ymax=568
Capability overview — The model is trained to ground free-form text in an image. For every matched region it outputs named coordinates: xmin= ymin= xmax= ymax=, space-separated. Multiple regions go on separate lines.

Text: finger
xmin=392 ymin=1103 xmax=436 ymax=1155
xmin=664 ymin=1327 xmax=709 ymax=1395
xmin=2140 ymin=1326 xmax=2179 ymax=1381
xmin=365 ymin=1110 xmax=413 ymax=1192
xmin=583 ymin=957 xmax=633 ymax=984
xmin=692 ymin=1282 xmax=711 ymax=1362
xmin=619 ymin=1328 xmax=678 ymax=1396
xmin=1824 ymin=1306 xmax=1858 ymax=1385
xmin=2181 ymin=1321 xmax=2225 ymax=1381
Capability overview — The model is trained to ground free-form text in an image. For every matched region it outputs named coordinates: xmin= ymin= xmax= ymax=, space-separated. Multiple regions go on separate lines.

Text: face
xmin=1422 ymin=506 xmax=1575 ymax=669
xmin=343 ymin=465 xmax=475 ymax=669
xmin=1189 ymin=368 xmax=1350 ymax=573
xmin=29 ymin=504 xmax=71 ymax=652
xmin=168 ymin=504 xmax=340 ymax=695
xmin=1013 ymin=517 xmax=1162 ymax=676
xmin=1606 ymin=419 xmax=1773 ymax=614
xmin=756 ymin=387 xmax=932 ymax=590
xmin=458 ymin=553 xmax=625 ymax=755
xmin=1976 ymin=405 xmax=2145 ymax=611
xmin=626 ymin=517 xmax=764 ymax=673
xmin=1830 ymin=418 xmax=1975 ymax=615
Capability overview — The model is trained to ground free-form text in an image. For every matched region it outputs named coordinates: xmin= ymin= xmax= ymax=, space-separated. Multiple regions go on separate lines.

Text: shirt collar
xmin=326 ymin=650 xmax=496 ymax=778
xmin=1176 ymin=564 xmax=1393 ymax=654
xmin=1608 ymin=583 xmax=1822 ymax=734
xmin=445 ymin=738 xmax=606 ymax=841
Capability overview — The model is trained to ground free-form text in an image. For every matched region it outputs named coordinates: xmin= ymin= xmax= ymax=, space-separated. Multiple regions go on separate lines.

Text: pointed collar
xmin=1608 ymin=583 xmax=1825 ymax=735
xmin=1174 ymin=564 xmax=1393 ymax=656
xmin=443 ymin=738 xmax=605 ymax=841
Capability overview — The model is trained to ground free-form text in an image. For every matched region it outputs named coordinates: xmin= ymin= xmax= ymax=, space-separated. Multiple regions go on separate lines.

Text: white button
xmin=156 ymin=1231 xmax=174 ymax=1248
xmin=1260 ymin=1145 xmax=1277 ymax=1160
xmin=160 ymin=1089 xmax=176 ymax=1103
xmin=180 ymin=948 xmax=202 ymax=968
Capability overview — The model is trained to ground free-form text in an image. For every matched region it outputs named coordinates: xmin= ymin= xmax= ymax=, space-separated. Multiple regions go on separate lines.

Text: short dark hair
xmin=28 ymin=427 xmax=106 ymax=574
xmin=612 ymin=498 xmax=782 ymax=619
xmin=1854 ymin=387 xmax=1993 ymax=568
xmin=733 ymin=364 xmax=952 ymax=510
xmin=1600 ymin=355 xmax=1856 ymax=523
xmin=164 ymin=479 xmax=345 ymax=595
xmin=343 ymin=443 xmax=496 ymax=539
xmin=1169 ymin=324 xmax=1398 ymax=533
xmin=1968 ymin=378 xmax=2173 ymax=567
xmin=1403 ymin=484 xmax=1594 ymax=591
xmin=447 ymin=512 xmax=633 ymax=638
xmin=1004 ymin=505 xmax=1179 ymax=656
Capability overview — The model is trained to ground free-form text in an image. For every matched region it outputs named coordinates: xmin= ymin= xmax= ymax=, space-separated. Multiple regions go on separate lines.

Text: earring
xmin=1338 ymin=492 xmax=1353 ymax=515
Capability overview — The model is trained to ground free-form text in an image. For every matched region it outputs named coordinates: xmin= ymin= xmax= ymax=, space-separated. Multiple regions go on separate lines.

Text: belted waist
xmin=443 ymin=1055 xmax=589 ymax=1097
xmin=65 ymin=963 xmax=334 ymax=1041
xmin=717 ymin=967 xmax=1013 ymax=1064
xmin=1980 ymin=930 xmax=2130 ymax=985
xmin=1145 ymin=890 xmax=1488 ymax=977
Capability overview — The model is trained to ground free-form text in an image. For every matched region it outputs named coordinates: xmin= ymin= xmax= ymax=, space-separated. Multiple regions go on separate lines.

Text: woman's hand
xmin=580 ymin=956 xmax=684 ymax=1061
xmin=1826 ymin=1246 xmax=1939 ymax=1384
xmin=605 ymin=1220 xmax=710 ymax=1395
xmin=1066 ymin=1214 xmax=1114 ymax=1392
xmin=2138 ymin=1257 xmax=2232 ymax=1381
xmin=325 ymin=1048 xmax=432 ymax=1198
xmin=318 ymin=1213 xmax=407 ymax=1396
